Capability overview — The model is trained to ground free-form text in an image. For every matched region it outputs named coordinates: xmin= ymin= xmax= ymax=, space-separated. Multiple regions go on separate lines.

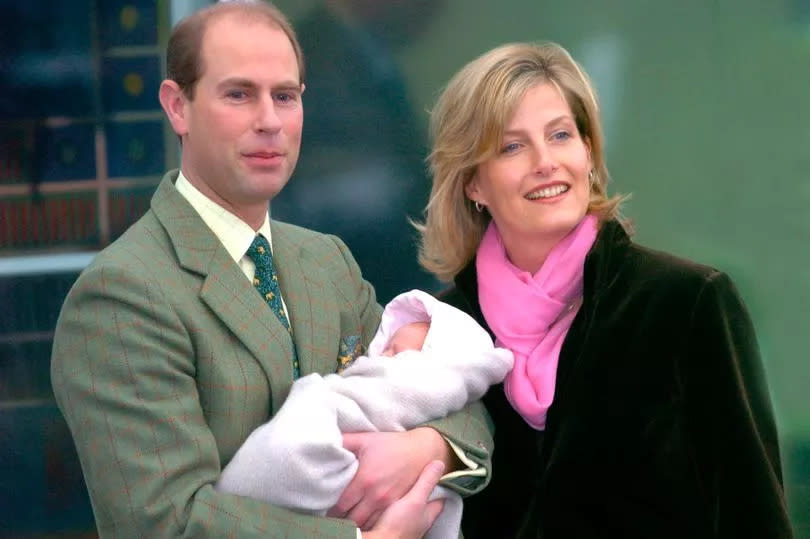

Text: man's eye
xmin=275 ymin=92 xmax=296 ymax=104
xmin=226 ymin=90 xmax=247 ymax=99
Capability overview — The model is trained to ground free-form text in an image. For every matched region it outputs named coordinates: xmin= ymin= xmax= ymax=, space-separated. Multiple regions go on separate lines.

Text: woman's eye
xmin=501 ymin=142 xmax=521 ymax=154
xmin=551 ymin=130 xmax=571 ymax=141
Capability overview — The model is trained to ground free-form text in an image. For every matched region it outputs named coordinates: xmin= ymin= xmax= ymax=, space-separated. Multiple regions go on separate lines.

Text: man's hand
xmin=328 ymin=427 xmax=458 ymax=529
xmin=362 ymin=460 xmax=446 ymax=539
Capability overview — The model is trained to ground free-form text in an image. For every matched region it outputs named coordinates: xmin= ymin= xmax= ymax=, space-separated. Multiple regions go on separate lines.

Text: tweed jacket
xmin=445 ymin=221 xmax=792 ymax=539
xmin=51 ymin=171 xmax=494 ymax=538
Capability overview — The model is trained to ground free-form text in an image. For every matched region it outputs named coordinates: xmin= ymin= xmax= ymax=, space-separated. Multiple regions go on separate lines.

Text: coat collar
xmin=450 ymin=218 xmax=632 ymax=422
xmin=151 ymin=170 xmax=220 ymax=276
xmin=149 ymin=171 xmax=334 ymax=411
xmin=582 ymin=219 xmax=632 ymax=303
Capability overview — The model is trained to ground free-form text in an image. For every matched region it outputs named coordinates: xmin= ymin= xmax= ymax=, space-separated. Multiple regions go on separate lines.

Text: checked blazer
xmin=51 ymin=170 xmax=494 ymax=538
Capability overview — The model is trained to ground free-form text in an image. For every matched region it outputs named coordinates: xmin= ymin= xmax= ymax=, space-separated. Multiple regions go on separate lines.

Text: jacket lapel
xmin=198 ymin=247 xmax=295 ymax=413
xmin=151 ymin=172 xmax=294 ymax=412
xmin=271 ymin=221 xmax=340 ymax=378
xmin=553 ymin=221 xmax=630 ymax=400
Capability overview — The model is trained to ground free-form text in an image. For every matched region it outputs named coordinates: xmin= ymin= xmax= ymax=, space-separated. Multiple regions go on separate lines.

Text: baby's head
xmin=381 ymin=321 xmax=430 ymax=357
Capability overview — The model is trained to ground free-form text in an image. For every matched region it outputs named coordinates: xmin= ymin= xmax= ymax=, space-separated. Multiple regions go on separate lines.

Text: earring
xmin=588 ymin=169 xmax=595 ymax=182
xmin=474 ymin=201 xmax=484 ymax=213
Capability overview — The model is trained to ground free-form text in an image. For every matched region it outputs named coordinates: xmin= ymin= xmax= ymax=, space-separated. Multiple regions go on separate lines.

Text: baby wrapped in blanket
xmin=216 ymin=290 xmax=514 ymax=538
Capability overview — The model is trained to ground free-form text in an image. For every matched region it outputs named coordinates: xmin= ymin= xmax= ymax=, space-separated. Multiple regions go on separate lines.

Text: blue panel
xmin=34 ymin=123 xmax=96 ymax=182
xmin=106 ymin=120 xmax=165 ymax=177
xmin=109 ymin=184 xmax=157 ymax=241
xmin=0 ymin=0 xmax=95 ymax=118
xmin=102 ymin=56 xmax=161 ymax=113
xmin=0 ymin=403 xmax=95 ymax=533
xmin=0 ymin=273 xmax=78 ymax=333
xmin=0 ymin=340 xmax=54 ymax=401
xmin=99 ymin=0 xmax=159 ymax=48
xmin=0 ymin=128 xmax=29 ymax=184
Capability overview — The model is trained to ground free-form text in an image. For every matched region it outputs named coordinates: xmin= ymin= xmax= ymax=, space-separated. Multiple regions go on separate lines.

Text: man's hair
xmin=165 ymin=0 xmax=305 ymax=99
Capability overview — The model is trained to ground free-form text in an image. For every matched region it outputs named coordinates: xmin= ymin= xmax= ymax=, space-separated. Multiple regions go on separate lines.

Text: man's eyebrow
xmin=217 ymin=77 xmax=257 ymax=89
xmin=216 ymin=78 xmax=302 ymax=92
xmin=273 ymin=81 xmax=303 ymax=92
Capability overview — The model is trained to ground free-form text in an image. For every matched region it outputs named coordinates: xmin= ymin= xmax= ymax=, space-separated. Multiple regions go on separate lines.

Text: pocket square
xmin=336 ymin=335 xmax=365 ymax=373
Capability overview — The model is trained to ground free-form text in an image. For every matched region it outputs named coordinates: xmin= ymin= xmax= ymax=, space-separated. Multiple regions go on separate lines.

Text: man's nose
xmin=254 ymin=95 xmax=282 ymax=133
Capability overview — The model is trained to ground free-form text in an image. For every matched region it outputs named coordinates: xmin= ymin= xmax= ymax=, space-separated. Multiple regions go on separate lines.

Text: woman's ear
xmin=465 ymin=177 xmax=482 ymax=205
xmin=159 ymin=80 xmax=189 ymax=137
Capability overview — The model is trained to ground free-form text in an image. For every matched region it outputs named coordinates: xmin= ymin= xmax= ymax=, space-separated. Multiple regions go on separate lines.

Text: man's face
xmin=173 ymin=14 xmax=303 ymax=225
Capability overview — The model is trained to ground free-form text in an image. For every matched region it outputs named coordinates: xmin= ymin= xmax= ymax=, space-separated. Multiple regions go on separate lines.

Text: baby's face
xmin=381 ymin=321 xmax=430 ymax=357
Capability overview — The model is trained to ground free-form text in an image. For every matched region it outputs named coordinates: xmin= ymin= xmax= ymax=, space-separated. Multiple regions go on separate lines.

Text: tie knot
xmin=246 ymin=234 xmax=273 ymax=270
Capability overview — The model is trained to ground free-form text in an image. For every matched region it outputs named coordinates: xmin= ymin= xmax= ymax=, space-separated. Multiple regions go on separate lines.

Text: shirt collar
xmin=174 ymin=170 xmax=273 ymax=263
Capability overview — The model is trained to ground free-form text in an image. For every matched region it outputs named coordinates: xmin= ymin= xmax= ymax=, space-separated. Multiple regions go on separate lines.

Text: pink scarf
xmin=476 ymin=215 xmax=598 ymax=429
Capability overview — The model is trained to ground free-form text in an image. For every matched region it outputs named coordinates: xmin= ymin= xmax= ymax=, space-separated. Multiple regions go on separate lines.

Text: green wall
xmin=280 ymin=0 xmax=810 ymax=533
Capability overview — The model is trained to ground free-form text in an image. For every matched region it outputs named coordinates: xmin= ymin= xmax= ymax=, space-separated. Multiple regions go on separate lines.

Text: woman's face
xmin=466 ymin=82 xmax=592 ymax=258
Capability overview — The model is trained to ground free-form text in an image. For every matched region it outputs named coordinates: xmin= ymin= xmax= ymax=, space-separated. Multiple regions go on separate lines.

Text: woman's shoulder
xmin=593 ymin=222 xmax=731 ymax=303
xmin=607 ymin=238 xmax=740 ymax=312
xmin=597 ymin=221 xmax=719 ymax=283
xmin=627 ymin=241 xmax=720 ymax=280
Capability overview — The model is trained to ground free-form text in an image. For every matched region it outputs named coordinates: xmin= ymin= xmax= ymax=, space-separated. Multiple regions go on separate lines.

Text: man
xmin=50 ymin=2 xmax=493 ymax=537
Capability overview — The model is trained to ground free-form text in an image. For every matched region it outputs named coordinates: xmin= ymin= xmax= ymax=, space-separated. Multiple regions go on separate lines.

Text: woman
xmin=417 ymin=42 xmax=791 ymax=538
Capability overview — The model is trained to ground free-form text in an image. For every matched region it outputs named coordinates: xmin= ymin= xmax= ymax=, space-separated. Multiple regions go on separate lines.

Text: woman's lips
xmin=525 ymin=182 xmax=570 ymax=202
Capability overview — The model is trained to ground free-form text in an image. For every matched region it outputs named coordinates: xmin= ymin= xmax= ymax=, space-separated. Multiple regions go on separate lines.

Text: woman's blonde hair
xmin=416 ymin=41 xmax=628 ymax=282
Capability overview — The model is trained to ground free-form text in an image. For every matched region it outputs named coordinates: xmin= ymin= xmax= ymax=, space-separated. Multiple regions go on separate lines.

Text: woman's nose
xmin=532 ymin=145 xmax=559 ymax=176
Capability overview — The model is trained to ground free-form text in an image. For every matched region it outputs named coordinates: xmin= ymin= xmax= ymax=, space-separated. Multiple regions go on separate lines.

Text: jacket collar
xmin=151 ymin=170 xmax=221 ymax=277
xmin=149 ymin=171 xmax=325 ymax=411
xmin=451 ymin=219 xmax=632 ymax=418
xmin=582 ymin=219 xmax=631 ymax=303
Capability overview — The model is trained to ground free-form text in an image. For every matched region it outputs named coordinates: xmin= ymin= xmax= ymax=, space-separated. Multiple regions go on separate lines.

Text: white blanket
xmin=215 ymin=290 xmax=514 ymax=538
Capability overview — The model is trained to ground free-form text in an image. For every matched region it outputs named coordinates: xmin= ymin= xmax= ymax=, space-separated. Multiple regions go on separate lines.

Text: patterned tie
xmin=246 ymin=234 xmax=299 ymax=379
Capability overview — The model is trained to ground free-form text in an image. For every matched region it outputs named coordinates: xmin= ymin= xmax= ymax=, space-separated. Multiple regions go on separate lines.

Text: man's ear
xmin=159 ymin=80 xmax=189 ymax=137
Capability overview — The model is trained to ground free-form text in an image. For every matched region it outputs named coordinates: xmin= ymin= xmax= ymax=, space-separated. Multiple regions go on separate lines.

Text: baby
xmin=380 ymin=321 xmax=430 ymax=357
xmin=216 ymin=290 xmax=514 ymax=539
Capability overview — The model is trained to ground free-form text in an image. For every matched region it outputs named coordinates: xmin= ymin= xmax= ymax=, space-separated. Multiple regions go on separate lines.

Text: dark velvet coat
xmin=442 ymin=221 xmax=792 ymax=538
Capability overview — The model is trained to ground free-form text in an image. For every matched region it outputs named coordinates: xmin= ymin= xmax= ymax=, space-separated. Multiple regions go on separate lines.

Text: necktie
xmin=246 ymin=234 xmax=299 ymax=379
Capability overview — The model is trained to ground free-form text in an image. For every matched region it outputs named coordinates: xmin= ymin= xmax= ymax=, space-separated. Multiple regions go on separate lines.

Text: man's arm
xmin=324 ymin=240 xmax=497 ymax=528
xmin=328 ymin=409 xmax=493 ymax=531
xmin=324 ymin=349 xmax=497 ymax=529
xmin=51 ymin=263 xmax=357 ymax=538
xmin=423 ymin=399 xmax=494 ymax=493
